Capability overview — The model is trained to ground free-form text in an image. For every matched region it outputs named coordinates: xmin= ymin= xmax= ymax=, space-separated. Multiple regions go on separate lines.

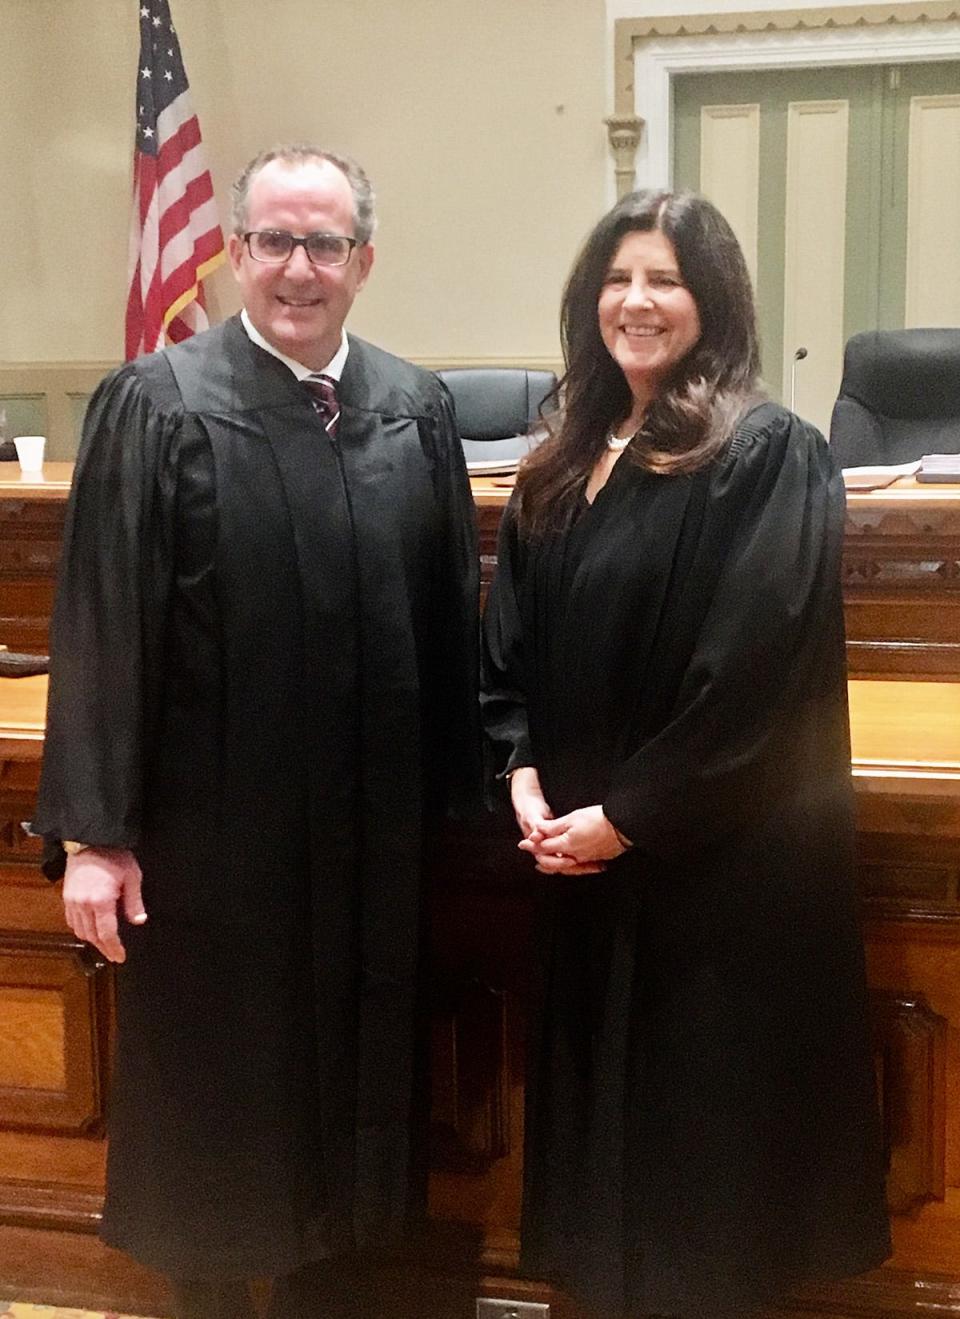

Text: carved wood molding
xmin=613 ymin=3 xmax=960 ymax=113
xmin=846 ymin=640 xmax=960 ymax=682
xmin=870 ymin=989 xmax=947 ymax=1215
xmin=413 ymin=355 xmax=563 ymax=374
xmin=843 ymin=620 xmax=960 ymax=677
xmin=622 ymin=1 xmax=960 ymax=39
xmin=0 ymin=1180 xmax=102 ymax=1234
xmin=844 ymin=541 xmax=960 ymax=597
xmin=843 ymin=560 xmax=960 ymax=590
xmin=845 ymin=504 xmax=960 ymax=545
xmin=861 ymin=861 xmax=959 ymax=911
xmin=841 ymin=503 xmax=960 ymax=675
xmin=604 ymin=113 xmax=645 ymax=199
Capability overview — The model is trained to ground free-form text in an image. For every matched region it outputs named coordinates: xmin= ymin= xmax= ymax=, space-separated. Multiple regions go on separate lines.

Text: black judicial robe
xmin=482 ymin=404 xmax=889 ymax=1317
xmin=35 ymin=316 xmax=479 ymax=1279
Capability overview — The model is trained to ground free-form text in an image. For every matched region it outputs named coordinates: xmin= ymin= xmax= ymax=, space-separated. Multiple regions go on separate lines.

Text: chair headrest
xmin=436 ymin=368 xmax=557 ymax=441
xmin=839 ymin=328 xmax=960 ymax=417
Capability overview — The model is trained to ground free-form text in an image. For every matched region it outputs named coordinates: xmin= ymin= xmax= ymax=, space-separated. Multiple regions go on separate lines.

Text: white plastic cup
xmin=14 ymin=435 xmax=45 ymax=473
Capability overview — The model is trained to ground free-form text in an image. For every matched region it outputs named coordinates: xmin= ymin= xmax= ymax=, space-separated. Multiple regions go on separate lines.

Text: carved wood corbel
xmin=604 ymin=113 xmax=644 ymax=199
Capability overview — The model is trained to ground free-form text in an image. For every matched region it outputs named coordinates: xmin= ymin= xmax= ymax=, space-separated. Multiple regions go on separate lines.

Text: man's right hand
xmin=62 ymin=847 xmax=147 ymax=963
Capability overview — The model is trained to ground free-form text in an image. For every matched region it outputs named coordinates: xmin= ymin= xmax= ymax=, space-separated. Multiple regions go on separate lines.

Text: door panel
xmin=673 ymin=62 xmax=960 ymax=437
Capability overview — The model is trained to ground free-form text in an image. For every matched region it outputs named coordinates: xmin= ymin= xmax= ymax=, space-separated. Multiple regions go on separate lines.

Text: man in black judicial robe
xmin=34 ymin=146 xmax=479 ymax=1318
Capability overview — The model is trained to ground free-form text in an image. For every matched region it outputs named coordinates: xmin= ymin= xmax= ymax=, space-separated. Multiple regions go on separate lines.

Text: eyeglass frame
xmin=241 ymin=230 xmax=360 ymax=267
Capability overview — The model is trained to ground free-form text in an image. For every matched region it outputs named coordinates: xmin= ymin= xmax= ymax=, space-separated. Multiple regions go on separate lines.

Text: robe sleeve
xmin=33 ymin=362 xmax=182 ymax=877
xmin=480 ymin=494 xmax=536 ymax=779
xmin=602 ymin=408 xmax=849 ymax=859
xmin=423 ymin=385 xmax=482 ymax=819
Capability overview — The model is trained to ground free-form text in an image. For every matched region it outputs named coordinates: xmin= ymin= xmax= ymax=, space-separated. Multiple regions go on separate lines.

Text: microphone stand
xmin=790 ymin=346 xmax=808 ymax=412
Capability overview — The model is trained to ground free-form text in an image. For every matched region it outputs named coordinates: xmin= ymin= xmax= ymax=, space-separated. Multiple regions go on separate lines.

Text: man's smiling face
xmin=228 ymin=156 xmax=374 ymax=371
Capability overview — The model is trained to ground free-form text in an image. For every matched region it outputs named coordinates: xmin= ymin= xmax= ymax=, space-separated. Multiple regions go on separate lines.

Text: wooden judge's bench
xmin=1 ymin=465 xmax=960 ymax=1318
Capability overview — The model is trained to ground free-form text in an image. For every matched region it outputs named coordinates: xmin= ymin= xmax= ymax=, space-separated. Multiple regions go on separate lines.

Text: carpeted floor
xmin=0 ymin=1305 xmax=161 ymax=1318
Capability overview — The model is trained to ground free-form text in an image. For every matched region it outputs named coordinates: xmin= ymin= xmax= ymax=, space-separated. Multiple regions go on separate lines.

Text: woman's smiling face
xmin=597 ymin=228 xmax=702 ymax=399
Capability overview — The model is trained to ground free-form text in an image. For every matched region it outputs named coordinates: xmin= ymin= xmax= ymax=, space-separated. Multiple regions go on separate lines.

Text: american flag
xmin=125 ymin=0 xmax=225 ymax=359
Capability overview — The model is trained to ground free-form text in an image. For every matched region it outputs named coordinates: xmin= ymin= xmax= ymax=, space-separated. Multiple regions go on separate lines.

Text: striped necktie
xmin=304 ymin=374 xmax=340 ymax=438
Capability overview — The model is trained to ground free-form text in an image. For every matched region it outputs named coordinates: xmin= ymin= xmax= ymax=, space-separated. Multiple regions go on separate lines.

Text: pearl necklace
xmin=607 ymin=432 xmax=634 ymax=452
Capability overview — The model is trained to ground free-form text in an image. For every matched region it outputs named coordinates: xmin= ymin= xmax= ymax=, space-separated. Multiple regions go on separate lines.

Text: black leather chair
xmin=829 ymin=327 xmax=960 ymax=467
xmin=436 ymin=367 xmax=557 ymax=467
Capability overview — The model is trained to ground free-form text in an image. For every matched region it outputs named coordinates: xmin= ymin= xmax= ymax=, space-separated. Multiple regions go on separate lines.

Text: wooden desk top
xmin=471 ymin=472 xmax=960 ymax=510
xmin=845 ymin=476 xmax=960 ymax=511
xmin=2 ymin=675 xmax=957 ymax=796
xmin=470 ymin=474 xmax=517 ymax=507
xmin=0 ymin=462 xmax=74 ymax=499
xmin=0 ymin=675 xmax=47 ymax=742
xmin=0 ymin=464 xmax=956 ymax=512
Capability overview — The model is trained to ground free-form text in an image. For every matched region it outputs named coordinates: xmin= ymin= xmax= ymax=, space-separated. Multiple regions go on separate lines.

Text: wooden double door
xmin=673 ymin=61 xmax=960 ymax=436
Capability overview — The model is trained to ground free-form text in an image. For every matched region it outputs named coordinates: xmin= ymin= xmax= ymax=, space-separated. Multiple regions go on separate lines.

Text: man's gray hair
xmin=230 ymin=144 xmax=377 ymax=244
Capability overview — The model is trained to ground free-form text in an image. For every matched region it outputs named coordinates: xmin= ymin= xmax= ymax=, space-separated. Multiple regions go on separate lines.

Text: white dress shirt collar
xmin=240 ymin=308 xmax=349 ymax=383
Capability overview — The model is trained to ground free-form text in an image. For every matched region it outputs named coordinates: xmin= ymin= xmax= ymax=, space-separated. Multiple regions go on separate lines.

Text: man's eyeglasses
xmin=242 ymin=230 xmax=358 ymax=267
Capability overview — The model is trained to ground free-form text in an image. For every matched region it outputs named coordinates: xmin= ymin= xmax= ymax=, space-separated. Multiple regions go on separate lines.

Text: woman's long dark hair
xmin=516 ymin=190 xmax=762 ymax=535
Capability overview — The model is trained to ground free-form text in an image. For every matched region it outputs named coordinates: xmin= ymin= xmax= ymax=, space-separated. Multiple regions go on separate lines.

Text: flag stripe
xmin=125 ymin=1 xmax=224 ymax=360
xmin=159 ymin=190 xmax=220 ymax=264
xmin=162 ymin=247 xmax=226 ymax=328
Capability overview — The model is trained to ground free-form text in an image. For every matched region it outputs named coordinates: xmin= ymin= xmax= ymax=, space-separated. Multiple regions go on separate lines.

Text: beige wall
xmin=1 ymin=0 xmax=606 ymax=366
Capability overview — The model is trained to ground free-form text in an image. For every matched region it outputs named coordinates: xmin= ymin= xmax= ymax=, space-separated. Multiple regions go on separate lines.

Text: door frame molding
xmin=609 ymin=6 xmax=960 ymax=192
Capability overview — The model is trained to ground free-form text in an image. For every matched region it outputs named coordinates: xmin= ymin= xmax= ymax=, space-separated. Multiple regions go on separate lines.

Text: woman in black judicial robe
xmin=481 ymin=191 xmax=890 ymax=1318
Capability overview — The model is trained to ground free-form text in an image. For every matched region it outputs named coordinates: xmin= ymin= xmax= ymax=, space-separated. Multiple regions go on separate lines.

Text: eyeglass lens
xmin=248 ymin=231 xmax=354 ymax=266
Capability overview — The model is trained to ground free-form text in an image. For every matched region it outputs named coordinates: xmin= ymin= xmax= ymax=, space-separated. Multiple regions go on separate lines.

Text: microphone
xmin=790 ymin=347 xmax=808 ymax=412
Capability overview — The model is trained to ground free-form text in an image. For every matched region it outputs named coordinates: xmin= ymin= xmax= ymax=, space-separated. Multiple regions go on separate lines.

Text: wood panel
xmin=431 ymin=976 xmax=511 ymax=1170
xmin=699 ymin=102 xmax=760 ymax=284
xmin=0 ymin=464 xmax=71 ymax=654
xmin=871 ymin=990 xmax=947 ymax=1216
xmin=848 ymin=699 xmax=960 ymax=1298
xmin=783 ymin=98 xmax=848 ymax=435
xmin=0 ymin=706 xmax=118 ymax=1311
xmin=0 ymin=937 xmax=107 ymax=1133
xmin=905 ymin=94 xmax=960 ymax=328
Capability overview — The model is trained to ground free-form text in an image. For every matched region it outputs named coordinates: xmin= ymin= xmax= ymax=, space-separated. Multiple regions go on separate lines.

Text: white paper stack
xmin=841 ymin=460 xmax=921 ymax=490
xmin=917 ymin=453 xmax=960 ymax=483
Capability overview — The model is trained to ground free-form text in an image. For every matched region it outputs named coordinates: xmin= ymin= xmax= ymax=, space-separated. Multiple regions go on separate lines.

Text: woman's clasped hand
xmin=509 ymin=766 xmax=627 ymax=873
